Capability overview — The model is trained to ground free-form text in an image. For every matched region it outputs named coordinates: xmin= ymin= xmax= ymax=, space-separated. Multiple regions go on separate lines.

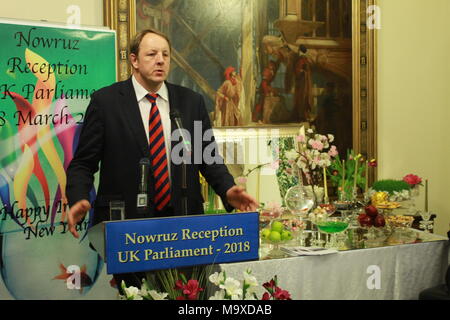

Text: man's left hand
xmin=226 ymin=185 xmax=259 ymax=212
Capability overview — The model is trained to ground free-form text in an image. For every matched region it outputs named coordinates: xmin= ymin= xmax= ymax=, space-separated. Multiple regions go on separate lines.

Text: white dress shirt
xmin=132 ymin=75 xmax=171 ymax=178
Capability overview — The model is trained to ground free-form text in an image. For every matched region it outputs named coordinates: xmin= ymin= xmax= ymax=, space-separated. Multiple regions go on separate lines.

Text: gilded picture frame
xmin=103 ymin=0 xmax=377 ymax=182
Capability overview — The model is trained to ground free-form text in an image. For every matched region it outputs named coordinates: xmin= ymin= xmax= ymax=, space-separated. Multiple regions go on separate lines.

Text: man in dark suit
xmin=66 ymin=29 xmax=258 ymax=290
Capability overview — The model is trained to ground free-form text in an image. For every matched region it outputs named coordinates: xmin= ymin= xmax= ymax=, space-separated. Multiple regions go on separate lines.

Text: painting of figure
xmin=136 ymin=0 xmax=353 ymax=153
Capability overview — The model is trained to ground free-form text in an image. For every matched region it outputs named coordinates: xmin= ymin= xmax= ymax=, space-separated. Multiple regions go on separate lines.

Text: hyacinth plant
xmin=328 ymin=149 xmax=376 ymax=200
xmin=284 ymin=128 xmax=338 ymax=187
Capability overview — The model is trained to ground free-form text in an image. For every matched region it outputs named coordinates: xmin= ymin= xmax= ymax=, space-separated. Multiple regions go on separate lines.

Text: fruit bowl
xmin=385 ymin=215 xmax=416 ymax=245
xmin=385 ymin=215 xmax=414 ymax=229
xmin=260 ymin=219 xmax=294 ymax=258
xmin=357 ymin=205 xmax=386 ymax=228
xmin=261 ymin=220 xmax=294 ymax=243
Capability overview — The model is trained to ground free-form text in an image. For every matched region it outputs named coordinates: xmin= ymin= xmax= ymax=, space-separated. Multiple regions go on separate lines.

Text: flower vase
xmin=305 ymin=185 xmax=324 ymax=205
xmin=407 ymin=186 xmax=420 ymax=215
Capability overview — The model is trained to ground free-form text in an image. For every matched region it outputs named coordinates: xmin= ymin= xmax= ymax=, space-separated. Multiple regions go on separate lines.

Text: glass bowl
xmin=315 ymin=217 xmax=350 ymax=234
xmin=284 ymin=185 xmax=315 ymax=217
xmin=260 ymin=219 xmax=295 ymax=258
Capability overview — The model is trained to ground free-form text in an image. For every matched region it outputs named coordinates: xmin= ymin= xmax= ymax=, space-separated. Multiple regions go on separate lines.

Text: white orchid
xmin=243 ymin=269 xmax=258 ymax=288
xmin=138 ymin=280 xmax=169 ymax=300
xmin=121 ymin=281 xmax=143 ymax=300
xmin=209 ymin=272 xmax=225 ymax=286
xmin=219 ymin=277 xmax=243 ymax=300
xmin=148 ymin=290 xmax=168 ymax=300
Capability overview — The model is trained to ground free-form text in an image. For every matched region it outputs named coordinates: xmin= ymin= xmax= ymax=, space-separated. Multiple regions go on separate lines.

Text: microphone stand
xmin=181 ymin=158 xmax=188 ymax=216
xmin=171 ymin=110 xmax=189 ymax=216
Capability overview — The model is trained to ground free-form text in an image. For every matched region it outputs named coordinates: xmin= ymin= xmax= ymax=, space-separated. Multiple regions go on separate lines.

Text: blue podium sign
xmin=104 ymin=212 xmax=259 ymax=274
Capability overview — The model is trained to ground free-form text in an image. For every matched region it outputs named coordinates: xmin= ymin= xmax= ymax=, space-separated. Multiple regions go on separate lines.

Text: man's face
xmin=130 ymin=32 xmax=171 ymax=91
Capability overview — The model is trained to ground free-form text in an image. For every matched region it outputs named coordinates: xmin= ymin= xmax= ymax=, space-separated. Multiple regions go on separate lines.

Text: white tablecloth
xmin=213 ymin=235 xmax=449 ymax=300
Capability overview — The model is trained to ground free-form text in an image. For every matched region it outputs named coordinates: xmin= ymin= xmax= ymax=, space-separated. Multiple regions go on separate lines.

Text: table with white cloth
xmin=211 ymin=233 xmax=449 ymax=300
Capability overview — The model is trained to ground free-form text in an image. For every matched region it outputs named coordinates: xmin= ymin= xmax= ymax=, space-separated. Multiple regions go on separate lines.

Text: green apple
xmin=281 ymin=230 xmax=293 ymax=241
xmin=261 ymin=228 xmax=271 ymax=239
xmin=269 ymin=231 xmax=281 ymax=242
xmin=271 ymin=221 xmax=284 ymax=233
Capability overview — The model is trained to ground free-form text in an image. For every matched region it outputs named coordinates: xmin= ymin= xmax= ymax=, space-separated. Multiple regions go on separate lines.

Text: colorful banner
xmin=104 ymin=213 xmax=260 ymax=274
xmin=0 ymin=19 xmax=117 ymax=299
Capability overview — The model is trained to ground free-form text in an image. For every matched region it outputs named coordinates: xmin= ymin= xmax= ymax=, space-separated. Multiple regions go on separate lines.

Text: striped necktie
xmin=146 ymin=93 xmax=171 ymax=211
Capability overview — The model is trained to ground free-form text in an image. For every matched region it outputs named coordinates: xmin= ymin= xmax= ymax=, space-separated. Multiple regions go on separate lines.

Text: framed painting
xmin=103 ymin=0 xmax=377 ymax=182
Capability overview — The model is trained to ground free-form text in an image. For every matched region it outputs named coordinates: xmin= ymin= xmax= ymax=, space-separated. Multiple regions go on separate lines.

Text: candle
xmin=353 ymin=158 xmax=359 ymax=192
xmin=425 ymin=179 xmax=428 ymax=212
xmin=364 ymin=160 xmax=369 ymax=193
xmin=323 ymin=166 xmax=328 ymax=202
xmin=341 ymin=160 xmax=346 ymax=195
xmin=256 ymin=169 xmax=260 ymax=205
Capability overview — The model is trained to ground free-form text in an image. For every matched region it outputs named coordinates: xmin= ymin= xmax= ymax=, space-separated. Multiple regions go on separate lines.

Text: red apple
xmin=373 ymin=214 xmax=386 ymax=227
xmin=358 ymin=213 xmax=373 ymax=227
xmin=365 ymin=205 xmax=379 ymax=217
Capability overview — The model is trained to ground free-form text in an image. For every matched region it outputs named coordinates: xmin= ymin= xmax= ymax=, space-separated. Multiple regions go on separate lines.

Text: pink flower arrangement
xmin=403 ymin=174 xmax=423 ymax=187
xmin=285 ymin=129 xmax=339 ymax=185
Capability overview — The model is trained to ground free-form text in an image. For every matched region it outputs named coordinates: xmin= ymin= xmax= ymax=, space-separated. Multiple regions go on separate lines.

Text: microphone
xmin=170 ymin=109 xmax=191 ymax=153
xmin=137 ymin=158 xmax=150 ymax=208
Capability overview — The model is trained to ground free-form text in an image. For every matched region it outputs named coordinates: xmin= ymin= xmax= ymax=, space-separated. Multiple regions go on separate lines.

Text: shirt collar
xmin=132 ymin=75 xmax=169 ymax=102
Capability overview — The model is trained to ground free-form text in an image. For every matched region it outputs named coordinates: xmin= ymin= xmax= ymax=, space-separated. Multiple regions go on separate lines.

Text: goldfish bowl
xmin=0 ymin=217 xmax=104 ymax=300
xmin=284 ymin=185 xmax=315 ymax=218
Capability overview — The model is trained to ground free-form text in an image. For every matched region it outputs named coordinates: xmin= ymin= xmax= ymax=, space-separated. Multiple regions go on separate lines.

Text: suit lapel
xmin=118 ymin=78 xmax=149 ymax=157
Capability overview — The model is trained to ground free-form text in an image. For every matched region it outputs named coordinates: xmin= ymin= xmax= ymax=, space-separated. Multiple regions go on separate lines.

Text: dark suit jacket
xmin=66 ymin=78 xmax=235 ymax=226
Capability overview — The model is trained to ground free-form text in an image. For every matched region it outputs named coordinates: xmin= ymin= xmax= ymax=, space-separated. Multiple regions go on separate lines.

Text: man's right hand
xmin=67 ymin=199 xmax=91 ymax=239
